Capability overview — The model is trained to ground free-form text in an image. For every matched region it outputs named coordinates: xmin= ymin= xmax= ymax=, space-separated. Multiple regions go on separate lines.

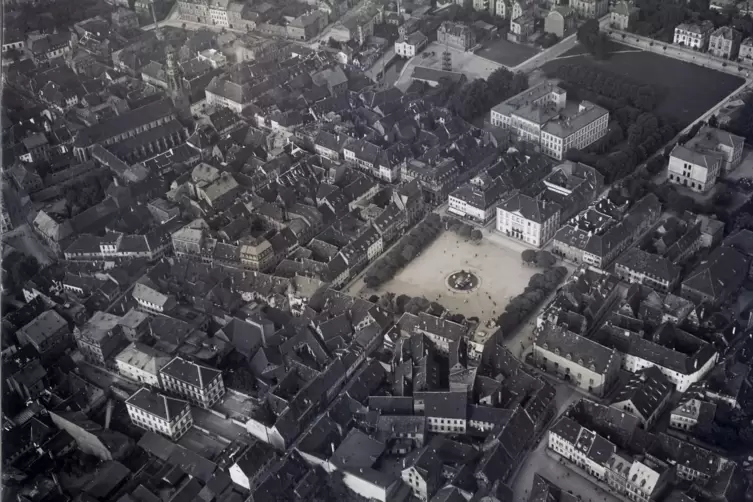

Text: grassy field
xmin=476 ymin=37 xmax=540 ymax=67
xmin=542 ymin=42 xmax=744 ymax=128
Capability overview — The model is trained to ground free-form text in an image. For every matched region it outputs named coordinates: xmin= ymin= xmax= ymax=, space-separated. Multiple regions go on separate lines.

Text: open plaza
xmin=349 ymin=231 xmax=538 ymax=329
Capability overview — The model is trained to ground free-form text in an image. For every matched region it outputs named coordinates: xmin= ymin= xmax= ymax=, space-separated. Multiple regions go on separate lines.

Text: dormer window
xmin=554 ymin=348 xmax=560 ymax=356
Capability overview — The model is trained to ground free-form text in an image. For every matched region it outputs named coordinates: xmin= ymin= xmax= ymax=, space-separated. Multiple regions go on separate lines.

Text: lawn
xmin=347 ymin=231 xmax=537 ymax=331
xmin=542 ymin=42 xmax=744 ymax=128
xmin=476 ymin=37 xmax=540 ymax=68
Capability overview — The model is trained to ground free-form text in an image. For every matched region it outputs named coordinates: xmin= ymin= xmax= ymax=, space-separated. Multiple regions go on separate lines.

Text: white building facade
xmin=667 ymin=144 xmax=723 ymax=193
xmin=126 ymin=387 xmax=193 ymax=440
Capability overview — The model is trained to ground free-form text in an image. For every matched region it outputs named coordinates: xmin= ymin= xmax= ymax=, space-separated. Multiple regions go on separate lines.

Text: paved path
xmin=513 ymin=15 xmax=611 ymax=74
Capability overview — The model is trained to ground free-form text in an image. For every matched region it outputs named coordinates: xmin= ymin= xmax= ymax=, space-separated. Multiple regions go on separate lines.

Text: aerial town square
xmin=6 ymin=0 xmax=753 ymax=501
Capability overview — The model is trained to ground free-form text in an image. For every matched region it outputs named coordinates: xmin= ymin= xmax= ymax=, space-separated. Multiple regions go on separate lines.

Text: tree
xmin=447 ymin=313 xmax=465 ymax=324
xmin=2 ymin=252 xmax=39 ymax=293
xmin=470 ymin=229 xmax=483 ymax=242
xmin=521 ymin=249 xmax=537 ymax=265
xmin=457 ymin=224 xmax=472 ymax=239
xmin=378 ymin=292 xmax=395 ymax=311
xmin=577 ymin=19 xmax=609 ymax=59
xmin=6 ymin=48 xmax=21 ymax=62
xmin=396 ymin=294 xmax=411 ymax=313
xmin=712 ymin=190 xmax=732 ymax=207
xmin=535 ymin=250 xmax=556 ymax=268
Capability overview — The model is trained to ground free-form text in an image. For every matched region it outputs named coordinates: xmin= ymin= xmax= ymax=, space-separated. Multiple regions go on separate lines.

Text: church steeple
xmin=165 ymin=44 xmax=184 ymax=95
xmin=165 ymin=43 xmax=191 ymax=122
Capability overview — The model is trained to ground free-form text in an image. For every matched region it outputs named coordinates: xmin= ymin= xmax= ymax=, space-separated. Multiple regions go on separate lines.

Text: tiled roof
xmin=160 ymin=356 xmax=221 ymax=389
xmin=126 ymin=387 xmax=188 ymax=422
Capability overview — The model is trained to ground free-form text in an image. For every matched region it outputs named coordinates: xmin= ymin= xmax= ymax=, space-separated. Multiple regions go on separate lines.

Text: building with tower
xmin=394 ymin=27 xmax=428 ymax=57
xmin=165 ymin=44 xmax=192 ymax=122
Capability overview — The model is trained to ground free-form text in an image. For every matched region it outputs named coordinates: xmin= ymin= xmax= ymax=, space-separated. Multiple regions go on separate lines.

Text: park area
xmin=348 ymin=231 xmax=537 ymax=328
xmin=475 ymin=37 xmax=540 ymax=68
xmin=542 ymin=41 xmax=744 ymax=128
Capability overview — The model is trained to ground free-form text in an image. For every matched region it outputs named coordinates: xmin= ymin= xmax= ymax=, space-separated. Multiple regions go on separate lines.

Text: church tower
xmin=165 ymin=44 xmax=191 ymax=122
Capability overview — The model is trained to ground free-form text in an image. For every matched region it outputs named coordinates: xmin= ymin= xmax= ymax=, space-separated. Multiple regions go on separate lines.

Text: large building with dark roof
xmin=532 ymin=324 xmax=621 ymax=397
xmin=126 ymin=387 xmax=193 ymax=440
xmin=159 ymin=356 xmax=225 ymax=408
xmin=553 ymin=193 xmax=661 ymax=269
xmin=609 ymin=366 xmax=672 ymax=429
xmin=594 ymin=322 xmax=718 ymax=392
xmin=681 ymin=245 xmax=748 ymax=307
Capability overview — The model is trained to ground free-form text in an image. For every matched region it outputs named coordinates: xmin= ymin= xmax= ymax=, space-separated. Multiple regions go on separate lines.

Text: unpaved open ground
xmin=348 ymin=232 xmax=536 ymax=327
xmin=395 ymin=42 xmax=503 ymax=90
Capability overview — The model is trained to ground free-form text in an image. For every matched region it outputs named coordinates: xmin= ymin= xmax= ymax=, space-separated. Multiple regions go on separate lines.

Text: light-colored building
xmin=74 ymin=311 xmax=129 ymax=366
xmin=600 ymin=323 xmax=719 ymax=392
xmin=126 ymin=387 xmax=193 ymax=440
xmin=610 ymin=1 xmax=639 ymax=30
xmin=474 ymin=0 xmax=496 ymax=14
xmin=609 ymin=367 xmax=673 ymax=430
xmin=674 ymin=21 xmax=714 ymax=50
xmin=570 ymin=0 xmax=609 ymax=18
xmin=667 ymin=144 xmax=723 ymax=193
xmin=437 ymin=21 xmax=476 ymax=51
xmin=395 ymin=31 xmax=428 ymax=58
xmin=614 ymin=248 xmax=681 ymax=293
xmin=132 ymin=283 xmax=176 ymax=314
xmin=496 ymin=0 xmax=509 ymax=18
xmin=208 ymin=0 xmax=230 ymax=27
xmin=16 ymin=310 xmax=70 ymax=357
xmin=159 ymin=356 xmax=225 ymax=408
xmin=670 ymin=397 xmax=716 ymax=432
xmin=739 ymin=37 xmax=753 ymax=61
xmin=509 ymin=12 xmax=536 ymax=43
xmin=549 ymin=416 xmax=671 ymax=500
xmin=115 ymin=343 xmax=172 ymax=386
xmin=490 ymin=80 xmax=609 ymax=160
xmin=548 ymin=416 xmax=616 ymax=481
xmin=178 ymin=0 xmax=210 ymax=24
xmin=687 ymin=125 xmax=744 ymax=173
xmin=448 ymin=173 xmax=507 ymax=224
xmin=287 ymin=11 xmax=328 ymax=40
xmin=496 ymin=193 xmax=561 ymax=247
xmin=197 ymin=48 xmax=227 ymax=68
xmin=205 ymin=77 xmax=251 ymax=113
xmin=709 ymin=26 xmax=741 ymax=59
xmin=545 ymin=6 xmax=576 ymax=38
xmin=532 ymin=325 xmax=621 ymax=397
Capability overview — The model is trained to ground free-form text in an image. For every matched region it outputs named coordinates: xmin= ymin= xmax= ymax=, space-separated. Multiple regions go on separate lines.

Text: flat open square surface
xmin=476 ymin=37 xmax=540 ymax=68
xmin=349 ymin=231 xmax=537 ymax=327
xmin=542 ymin=42 xmax=744 ymax=128
xmin=395 ymin=41 xmax=503 ymax=90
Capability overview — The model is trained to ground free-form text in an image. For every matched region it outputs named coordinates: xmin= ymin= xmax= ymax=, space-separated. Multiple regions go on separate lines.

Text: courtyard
xmin=475 ymin=37 xmax=540 ymax=68
xmin=394 ymin=42 xmax=503 ymax=90
xmin=348 ymin=231 xmax=538 ymax=328
xmin=542 ymin=42 xmax=744 ymax=128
